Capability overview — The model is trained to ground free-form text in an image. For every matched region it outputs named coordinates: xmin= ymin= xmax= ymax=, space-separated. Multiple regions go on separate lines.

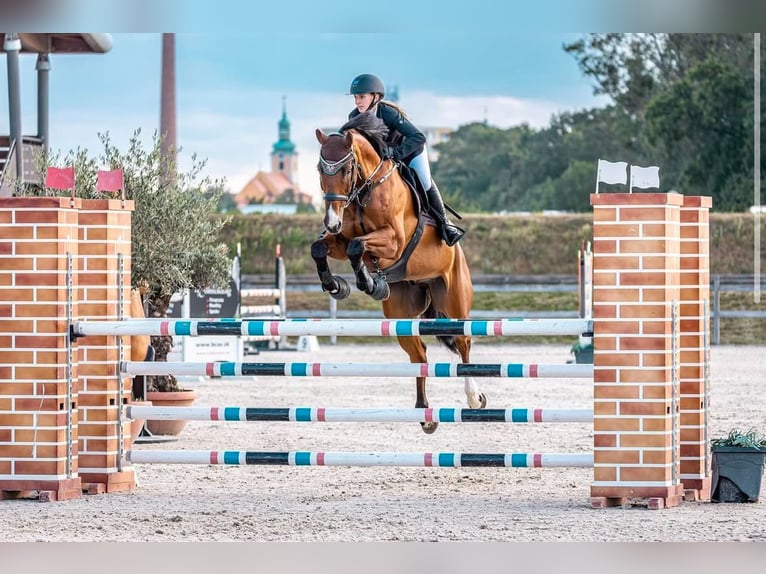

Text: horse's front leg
xmin=310 ymin=236 xmax=351 ymax=300
xmin=347 ymin=229 xmax=398 ymax=301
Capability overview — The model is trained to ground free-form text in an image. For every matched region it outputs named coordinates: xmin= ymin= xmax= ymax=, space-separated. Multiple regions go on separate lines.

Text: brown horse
xmin=311 ymin=112 xmax=486 ymax=433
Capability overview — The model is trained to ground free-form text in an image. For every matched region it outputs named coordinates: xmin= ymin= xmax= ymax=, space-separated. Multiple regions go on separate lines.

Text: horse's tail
xmin=422 ymin=304 xmax=459 ymax=356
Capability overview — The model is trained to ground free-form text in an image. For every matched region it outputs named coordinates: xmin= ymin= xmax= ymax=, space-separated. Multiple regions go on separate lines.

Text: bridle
xmin=318 ymin=135 xmax=397 ymax=208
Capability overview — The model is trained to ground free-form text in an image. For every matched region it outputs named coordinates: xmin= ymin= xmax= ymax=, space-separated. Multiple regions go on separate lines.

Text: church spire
xmin=273 ymin=95 xmax=295 ymax=154
xmin=271 ymin=95 xmax=297 ymax=183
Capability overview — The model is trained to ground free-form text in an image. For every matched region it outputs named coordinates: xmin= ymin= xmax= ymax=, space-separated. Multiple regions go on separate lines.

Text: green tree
xmin=19 ymin=129 xmax=232 ymax=391
xmin=565 ymin=33 xmax=758 ymax=210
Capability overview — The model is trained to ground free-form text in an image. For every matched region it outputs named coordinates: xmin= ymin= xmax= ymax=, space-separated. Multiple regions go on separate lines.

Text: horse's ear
xmin=344 ymin=131 xmax=353 ymax=149
xmin=316 ymin=129 xmax=329 ymax=145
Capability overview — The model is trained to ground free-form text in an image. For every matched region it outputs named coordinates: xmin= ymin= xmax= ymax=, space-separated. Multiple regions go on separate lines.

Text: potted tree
xmin=22 ymin=129 xmax=232 ymax=436
xmin=710 ymin=428 xmax=766 ymax=503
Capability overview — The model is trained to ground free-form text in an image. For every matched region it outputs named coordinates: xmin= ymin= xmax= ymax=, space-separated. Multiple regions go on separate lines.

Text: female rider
xmin=347 ymin=73 xmax=464 ymax=246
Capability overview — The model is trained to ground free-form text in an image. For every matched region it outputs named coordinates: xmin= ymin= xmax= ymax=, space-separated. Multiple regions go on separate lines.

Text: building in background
xmin=235 ymin=97 xmax=313 ymax=213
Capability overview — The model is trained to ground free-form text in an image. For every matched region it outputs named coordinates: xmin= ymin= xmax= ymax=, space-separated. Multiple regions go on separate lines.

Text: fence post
xmin=712 ymin=275 xmax=720 ymax=345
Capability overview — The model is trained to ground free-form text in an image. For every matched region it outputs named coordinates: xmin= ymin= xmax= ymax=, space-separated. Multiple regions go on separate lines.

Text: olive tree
xmin=21 ymin=129 xmax=232 ymax=390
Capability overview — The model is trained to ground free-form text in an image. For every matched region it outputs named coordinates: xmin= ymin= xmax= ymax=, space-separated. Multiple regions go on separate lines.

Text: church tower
xmin=271 ymin=95 xmax=298 ymax=183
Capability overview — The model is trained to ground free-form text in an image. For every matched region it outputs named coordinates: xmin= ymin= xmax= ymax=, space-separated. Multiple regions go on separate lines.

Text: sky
xmin=1 ymin=31 xmax=610 ymax=202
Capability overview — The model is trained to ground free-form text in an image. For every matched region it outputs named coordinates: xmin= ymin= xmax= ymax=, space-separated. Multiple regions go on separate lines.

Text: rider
xmin=347 ymin=73 xmax=464 ymax=246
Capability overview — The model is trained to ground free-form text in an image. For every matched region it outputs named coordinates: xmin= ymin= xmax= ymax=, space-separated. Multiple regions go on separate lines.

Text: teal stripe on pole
xmin=295 ymin=407 xmax=311 ymax=421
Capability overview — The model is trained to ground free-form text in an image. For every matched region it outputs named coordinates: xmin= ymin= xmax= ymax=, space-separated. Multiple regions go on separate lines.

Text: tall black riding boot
xmin=425 ymin=183 xmax=464 ymax=246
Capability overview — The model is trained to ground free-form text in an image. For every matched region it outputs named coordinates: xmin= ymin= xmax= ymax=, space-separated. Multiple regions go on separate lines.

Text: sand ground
xmin=1 ymin=343 xmax=764 ymax=542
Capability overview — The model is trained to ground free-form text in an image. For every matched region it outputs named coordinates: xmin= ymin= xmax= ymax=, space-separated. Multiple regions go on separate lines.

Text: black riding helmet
xmin=349 ymin=73 xmax=385 ymax=97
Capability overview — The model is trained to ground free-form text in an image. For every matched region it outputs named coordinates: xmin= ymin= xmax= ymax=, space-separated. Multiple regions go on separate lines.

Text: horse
xmin=129 ymin=284 xmax=154 ymax=400
xmin=311 ymin=112 xmax=486 ymax=433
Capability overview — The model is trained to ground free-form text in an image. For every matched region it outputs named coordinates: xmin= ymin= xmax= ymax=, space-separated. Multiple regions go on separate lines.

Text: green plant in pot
xmin=22 ymin=130 xmax=232 ymax=435
xmin=710 ymin=428 xmax=766 ymax=503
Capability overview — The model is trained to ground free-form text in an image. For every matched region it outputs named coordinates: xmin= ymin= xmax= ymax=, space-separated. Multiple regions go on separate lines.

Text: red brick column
xmin=590 ymin=192 xmax=684 ymax=509
xmin=0 ymin=197 xmax=82 ymax=501
xmin=679 ymin=196 xmax=712 ymax=500
xmin=76 ymin=199 xmax=135 ymax=493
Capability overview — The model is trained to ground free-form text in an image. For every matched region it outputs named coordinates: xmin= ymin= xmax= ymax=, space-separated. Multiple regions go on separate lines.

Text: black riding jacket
xmin=348 ymin=102 xmax=426 ymax=164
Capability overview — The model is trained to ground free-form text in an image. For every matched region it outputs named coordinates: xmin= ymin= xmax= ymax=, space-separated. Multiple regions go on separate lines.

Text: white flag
xmin=596 ymin=159 xmax=628 ymax=186
xmin=630 ymin=165 xmax=660 ymax=190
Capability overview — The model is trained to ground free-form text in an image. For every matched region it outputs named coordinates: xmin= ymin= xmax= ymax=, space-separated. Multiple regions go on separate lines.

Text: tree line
xmin=432 ymin=34 xmax=762 ymax=213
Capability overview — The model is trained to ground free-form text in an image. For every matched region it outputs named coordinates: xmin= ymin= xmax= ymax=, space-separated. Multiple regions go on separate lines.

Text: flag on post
xmin=630 ymin=165 xmax=660 ymax=192
xmin=45 ymin=166 xmax=75 ymax=190
xmin=97 ymin=169 xmax=124 ymax=193
xmin=97 ymin=169 xmax=125 ymax=201
xmin=595 ymin=159 xmax=628 ymax=193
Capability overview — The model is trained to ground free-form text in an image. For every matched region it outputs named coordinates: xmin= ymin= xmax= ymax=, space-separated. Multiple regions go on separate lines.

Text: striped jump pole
xmin=240 ymin=288 xmax=283 ymax=299
xmin=121 ymin=361 xmax=594 ymax=378
xmin=73 ymin=317 xmax=593 ymax=338
xmin=125 ymin=450 xmax=594 ymax=468
xmin=126 ymin=405 xmax=594 ymax=423
xmin=239 ymin=305 xmax=282 ymax=316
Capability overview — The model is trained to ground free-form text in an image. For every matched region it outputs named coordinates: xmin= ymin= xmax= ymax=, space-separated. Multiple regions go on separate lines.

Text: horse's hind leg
xmin=454 ymin=335 xmax=487 ymax=409
xmin=428 ymin=261 xmax=487 ymax=409
xmin=397 ymin=335 xmax=438 ymax=434
xmin=311 ymin=237 xmax=351 ymax=300
xmin=383 ymin=283 xmax=436 ymax=433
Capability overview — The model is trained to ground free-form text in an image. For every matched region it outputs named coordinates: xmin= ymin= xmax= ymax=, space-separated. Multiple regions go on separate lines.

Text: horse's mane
xmin=339 ymin=111 xmax=389 ymax=158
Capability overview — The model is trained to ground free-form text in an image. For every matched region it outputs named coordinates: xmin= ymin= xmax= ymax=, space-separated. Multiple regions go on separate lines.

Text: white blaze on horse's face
xmin=316 ymin=128 xmax=353 ymax=235
xmin=324 ymin=201 xmax=343 ymax=234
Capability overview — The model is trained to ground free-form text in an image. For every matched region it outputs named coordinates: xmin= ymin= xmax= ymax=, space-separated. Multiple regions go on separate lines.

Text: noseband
xmin=318 ymin=137 xmax=396 ymax=207
xmin=318 ymin=150 xmax=358 ymax=203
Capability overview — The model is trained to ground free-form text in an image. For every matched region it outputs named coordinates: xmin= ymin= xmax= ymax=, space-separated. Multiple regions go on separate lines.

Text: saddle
xmin=374 ymin=163 xmax=436 ymax=283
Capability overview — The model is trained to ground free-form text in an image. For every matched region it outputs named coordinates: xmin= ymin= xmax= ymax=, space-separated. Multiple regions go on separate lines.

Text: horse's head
xmin=316 ymin=112 xmax=390 ymax=235
xmin=316 ymin=128 xmax=358 ymax=234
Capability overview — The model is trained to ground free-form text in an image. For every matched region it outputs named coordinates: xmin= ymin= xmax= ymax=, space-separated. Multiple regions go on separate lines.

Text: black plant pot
xmin=711 ymin=447 xmax=765 ymax=503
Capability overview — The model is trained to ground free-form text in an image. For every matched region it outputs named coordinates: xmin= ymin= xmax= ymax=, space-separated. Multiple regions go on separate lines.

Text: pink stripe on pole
xmin=533 ymin=454 xmax=542 ymax=467
xmin=529 ymin=364 xmax=538 ymax=377
xmin=317 ymin=452 xmax=325 ymax=466
xmin=420 ymin=364 xmax=428 ymax=377
xmin=494 ymin=321 xmax=502 ymax=336
xmin=534 ymin=409 xmax=543 ymax=422
xmin=211 ymin=407 xmax=220 ymax=421
xmin=270 ymin=322 xmax=280 ymax=336
xmin=312 ymin=364 xmax=321 ymax=376
xmin=206 ymin=363 xmax=215 ymax=376
xmin=424 ymin=453 xmax=433 ymax=467
xmin=317 ymin=408 xmax=326 ymax=421
xmin=425 ymin=408 xmax=433 ymax=423
xmin=211 ymin=452 xmax=219 ymax=464
xmin=160 ymin=322 xmax=170 ymax=336
xmin=382 ymin=321 xmax=390 ymax=336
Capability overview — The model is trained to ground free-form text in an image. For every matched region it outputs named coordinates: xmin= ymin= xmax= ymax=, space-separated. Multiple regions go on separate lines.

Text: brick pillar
xmin=76 ymin=199 xmax=135 ymax=493
xmin=0 ymin=197 xmax=82 ymax=501
xmin=679 ymin=196 xmax=712 ymax=501
xmin=590 ymin=192 xmax=684 ymax=509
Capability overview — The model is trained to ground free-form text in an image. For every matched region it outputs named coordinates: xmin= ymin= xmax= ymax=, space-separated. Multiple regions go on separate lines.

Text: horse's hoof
xmin=329 ymin=276 xmax=351 ymax=300
xmin=420 ymin=421 xmax=438 ymax=434
xmin=370 ymin=278 xmax=390 ymax=301
xmin=478 ymin=393 xmax=488 ymax=408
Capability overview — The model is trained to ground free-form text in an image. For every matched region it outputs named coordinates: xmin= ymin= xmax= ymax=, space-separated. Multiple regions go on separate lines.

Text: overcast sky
xmin=2 ymin=30 xmax=609 ymax=199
